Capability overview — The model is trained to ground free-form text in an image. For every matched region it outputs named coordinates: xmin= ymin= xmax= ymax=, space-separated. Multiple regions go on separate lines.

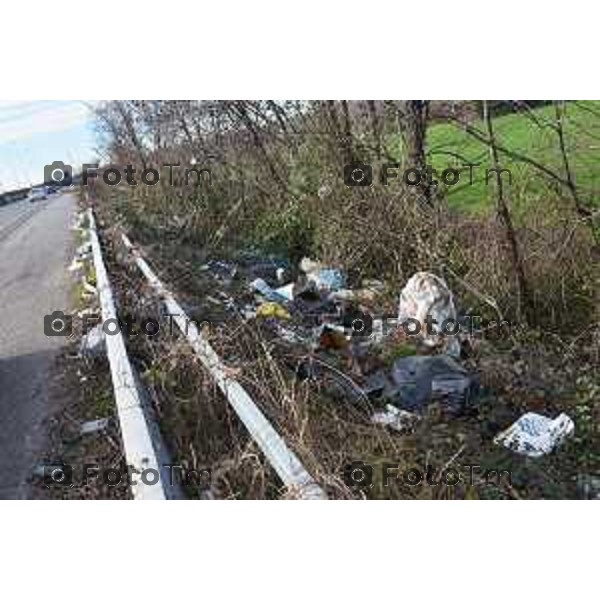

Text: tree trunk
xmin=554 ymin=101 xmax=600 ymax=246
xmin=398 ymin=101 xmax=431 ymax=204
xmin=483 ymin=100 xmax=534 ymax=324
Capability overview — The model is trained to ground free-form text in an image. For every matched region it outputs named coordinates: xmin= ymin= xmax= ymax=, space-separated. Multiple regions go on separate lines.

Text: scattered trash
xmin=68 ymin=258 xmax=84 ymax=272
xmin=276 ymin=267 xmax=287 ymax=283
xmin=577 ymin=474 xmax=600 ymax=500
xmin=362 ymin=370 xmax=389 ymax=398
xmin=237 ymin=253 xmax=290 ymax=285
xmin=80 ymin=325 xmax=106 ymax=357
xmin=230 ymin=256 xmax=483 ymax=424
xmin=241 ymin=306 xmax=257 ymax=320
xmin=310 ymin=268 xmax=345 ymax=291
xmin=494 ymin=412 xmax=575 ymax=457
xmin=397 ymin=271 xmax=460 ymax=357
xmin=202 ymin=260 xmax=238 ymax=286
xmin=318 ymin=324 xmax=350 ymax=350
xmin=274 ymin=282 xmax=295 ymax=302
xmin=328 ymin=289 xmax=356 ymax=302
xmin=389 ymin=355 xmax=478 ymax=415
xmin=329 ymin=282 xmax=381 ymax=305
xmin=256 ymin=302 xmax=291 ymax=320
xmin=71 ymin=212 xmax=88 ymax=231
xmin=216 ymin=291 xmax=237 ymax=311
xmin=300 ymin=257 xmax=345 ymax=292
xmin=371 ymin=404 xmax=420 ymax=433
xmin=362 ymin=279 xmax=385 ymax=293
xmin=82 ymin=280 xmax=98 ymax=296
xmin=76 ymin=241 xmax=92 ymax=259
xmin=80 ymin=418 xmax=110 ymax=435
xmin=250 ymin=278 xmax=291 ymax=304
xmin=355 ymin=288 xmax=378 ymax=305
xmin=275 ymin=325 xmax=307 ymax=345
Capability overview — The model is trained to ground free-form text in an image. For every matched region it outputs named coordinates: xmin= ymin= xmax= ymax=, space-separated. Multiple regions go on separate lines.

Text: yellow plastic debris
xmin=256 ymin=302 xmax=291 ymax=320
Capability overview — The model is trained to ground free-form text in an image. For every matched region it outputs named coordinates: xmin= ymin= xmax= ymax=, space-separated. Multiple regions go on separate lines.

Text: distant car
xmin=28 ymin=187 xmax=48 ymax=202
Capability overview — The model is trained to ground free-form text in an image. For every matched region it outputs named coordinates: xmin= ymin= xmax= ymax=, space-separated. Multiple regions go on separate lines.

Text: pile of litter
xmin=199 ymin=254 xmax=576 ymax=461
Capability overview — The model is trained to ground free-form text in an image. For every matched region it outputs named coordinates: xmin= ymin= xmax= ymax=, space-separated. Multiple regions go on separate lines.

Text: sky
xmin=0 ymin=100 xmax=100 ymax=192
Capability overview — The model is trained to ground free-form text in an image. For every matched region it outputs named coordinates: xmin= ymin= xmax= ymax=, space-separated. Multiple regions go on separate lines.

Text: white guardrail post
xmin=88 ymin=209 xmax=173 ymax=500
xmin=121 ymin=233 xmax=327 ymax=500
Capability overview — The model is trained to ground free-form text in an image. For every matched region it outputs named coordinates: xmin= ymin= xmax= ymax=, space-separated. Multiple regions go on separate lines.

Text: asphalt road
xmin=0 ymin=192 xmax=76 ymax=498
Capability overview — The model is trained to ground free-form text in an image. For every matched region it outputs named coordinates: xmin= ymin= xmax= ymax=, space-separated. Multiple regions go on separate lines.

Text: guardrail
xmin=120 ymin=232 xmax=327 ymax=500
xmin=88 ymin=209 xmax=176 ymax=500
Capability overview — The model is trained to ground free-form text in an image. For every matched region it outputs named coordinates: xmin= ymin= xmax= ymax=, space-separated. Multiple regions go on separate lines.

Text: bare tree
xmin=397 ymin=100 xmax=432 ymax=204
xmin=483 ymin=100 xmax=534 ymax=323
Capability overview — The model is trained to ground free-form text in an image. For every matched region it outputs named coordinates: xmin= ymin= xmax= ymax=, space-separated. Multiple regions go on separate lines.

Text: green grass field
xmin=391 ymin=101 xmax=600 ymax=214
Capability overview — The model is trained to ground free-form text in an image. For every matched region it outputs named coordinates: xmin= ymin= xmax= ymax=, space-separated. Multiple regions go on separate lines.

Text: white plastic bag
xmin=494 ymin=412 xmax=575 ymax=457
xmin=371 ymin=404 xmax=420 ymax=433
xmin=397 ymin=272 xmax=460 ymax=357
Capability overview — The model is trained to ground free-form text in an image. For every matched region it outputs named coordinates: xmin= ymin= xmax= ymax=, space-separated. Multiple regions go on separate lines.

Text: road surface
xmin=0 ymin=192 xmax=76 ymax=498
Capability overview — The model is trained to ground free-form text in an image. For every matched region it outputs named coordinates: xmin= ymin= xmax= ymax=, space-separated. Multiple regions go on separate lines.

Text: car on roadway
xmin=28 ymin=187 xmax=48 ymax=202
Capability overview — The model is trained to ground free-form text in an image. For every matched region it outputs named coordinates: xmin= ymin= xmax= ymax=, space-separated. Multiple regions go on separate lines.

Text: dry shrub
xmin=303 ymin=181 xmax=455 ymax=284
xmin=447 ymin=197 xmax=598 ymax=331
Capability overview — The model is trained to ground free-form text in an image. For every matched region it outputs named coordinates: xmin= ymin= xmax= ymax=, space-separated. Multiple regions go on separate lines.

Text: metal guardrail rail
xmin=120 ymin=232 xmax=327 ymax=500
xmin=88 ymin=209 xmax=173 ymax=500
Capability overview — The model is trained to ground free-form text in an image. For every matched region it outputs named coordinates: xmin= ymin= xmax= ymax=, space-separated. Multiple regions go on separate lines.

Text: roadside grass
xmin=32 ymin=205 xmax=130 ymax=499
xmin=386 ymin=101 xmax=600 ymax=214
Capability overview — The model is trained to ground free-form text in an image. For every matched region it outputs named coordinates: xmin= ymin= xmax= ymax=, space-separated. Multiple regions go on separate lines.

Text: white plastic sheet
xmin=494 ymin=412 xmax=575 ymax=457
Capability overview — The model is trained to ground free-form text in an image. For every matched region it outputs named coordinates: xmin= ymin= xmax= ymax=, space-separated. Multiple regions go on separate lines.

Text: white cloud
xmin=0 ymin=101 xmax=98 ymax=144
xmin=0 ymin=101 xmax=102 ymax=192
